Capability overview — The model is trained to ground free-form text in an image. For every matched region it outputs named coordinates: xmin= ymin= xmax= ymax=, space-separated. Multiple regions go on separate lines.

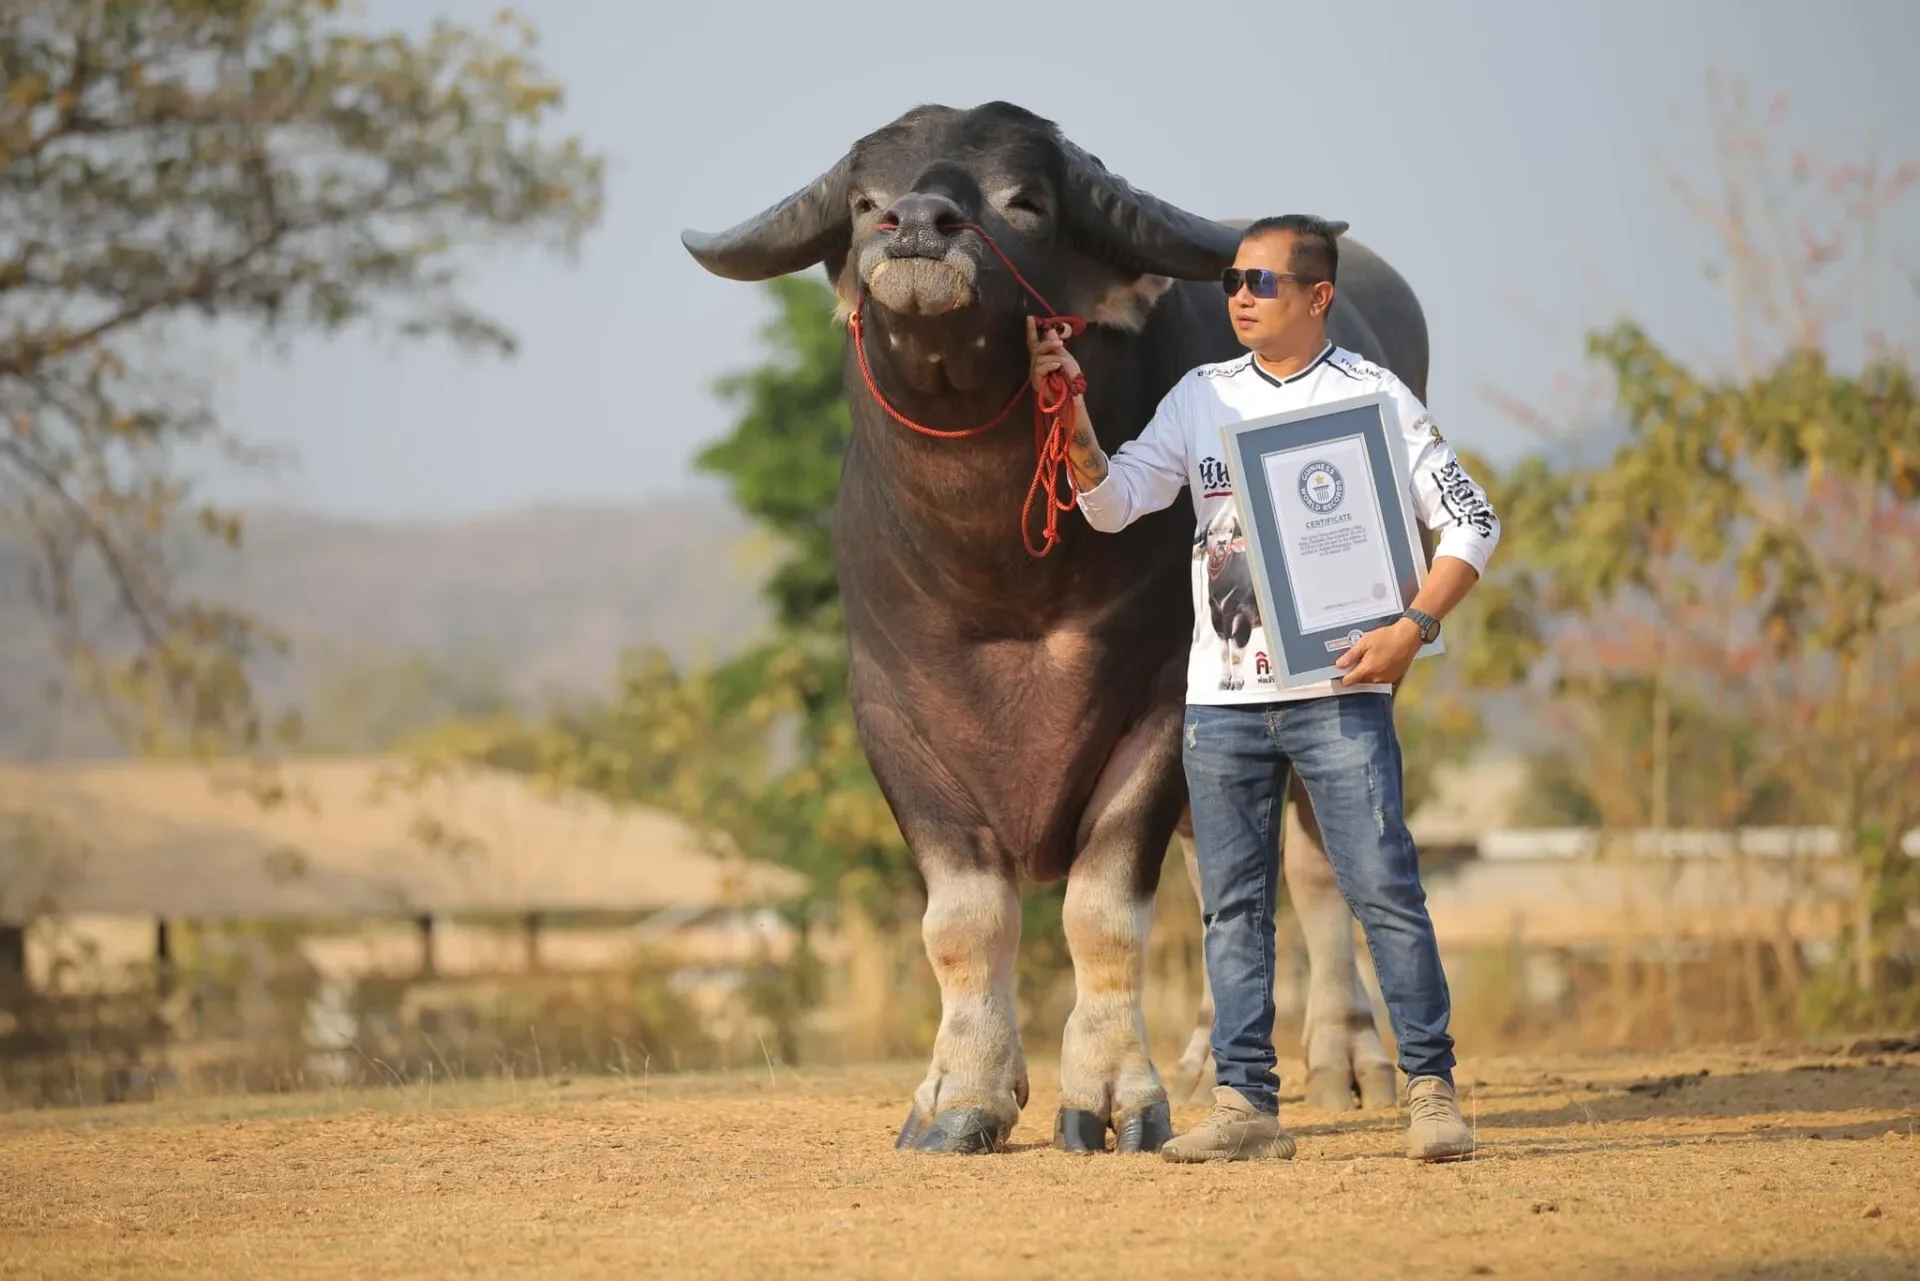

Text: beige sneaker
xmin=1160 ymin=1086 xmax=1297 ymax=1163
xmin=1405 ymin=1075 xmax=1475 ymax=1161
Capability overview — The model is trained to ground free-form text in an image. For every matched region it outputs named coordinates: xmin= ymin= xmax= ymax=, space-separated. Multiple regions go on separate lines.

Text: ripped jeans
xmin=1181 ymin=693 xmax=1455 ymax=1114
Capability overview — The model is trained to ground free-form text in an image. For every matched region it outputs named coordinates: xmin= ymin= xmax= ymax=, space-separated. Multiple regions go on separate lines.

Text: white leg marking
xmin=1059 ymin=862 xmax=1161 ymax=1116
xmin=911 ymin=865 xmax=1027 ymax=1126
xmin=1170 ymin=825 xmax=1218 ymax=1104
xmin=1062 ymin=712 xmax=1177 ymax=1120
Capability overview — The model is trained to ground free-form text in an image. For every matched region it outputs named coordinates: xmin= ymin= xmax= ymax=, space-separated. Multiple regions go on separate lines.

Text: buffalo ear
xmin=681 ymin=155 xmax=855 ymax=281
xmin=1069 ymin=271 xmax=1176 ymax=334
xmin=823 ymin=252 xmax=859 ymax=327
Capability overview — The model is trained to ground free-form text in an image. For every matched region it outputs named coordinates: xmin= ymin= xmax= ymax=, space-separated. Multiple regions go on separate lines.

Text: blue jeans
xmin=1181 ymin=693 xmax=1455 ymax=1114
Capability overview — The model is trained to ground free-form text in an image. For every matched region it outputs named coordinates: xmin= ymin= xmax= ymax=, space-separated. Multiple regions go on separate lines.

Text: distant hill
xmin=0 ymin=497 xmax=780 ymax=760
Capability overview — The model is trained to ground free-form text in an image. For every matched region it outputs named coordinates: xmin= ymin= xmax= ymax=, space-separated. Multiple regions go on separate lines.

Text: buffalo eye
xmin=852 ymin=193 xmax=878 ymax=216
xmin=1007 ymin=193 xmax=1047 ymax=218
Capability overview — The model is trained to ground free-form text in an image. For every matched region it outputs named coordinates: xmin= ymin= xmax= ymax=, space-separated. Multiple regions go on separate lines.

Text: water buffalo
xmin=682 ymin=101 xmax=1414 ymax=1153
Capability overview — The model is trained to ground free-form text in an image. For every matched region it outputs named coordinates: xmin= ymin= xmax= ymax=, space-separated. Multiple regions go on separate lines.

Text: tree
xmin=1584 ymin=322 xmax=1920 ymax=1009
xmin=1 ymin=1 xmax=602 ymax=758
xmin=691 ymin=275 xmax=912 ymax=914
xmin=1487 ymin=76 xmax=1920 ymax=1022
xmin=695 ymin=274 xmax=852 ymax=642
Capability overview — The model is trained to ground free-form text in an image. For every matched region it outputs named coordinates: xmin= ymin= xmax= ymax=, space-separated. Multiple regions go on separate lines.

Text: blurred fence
xmin=6 ymin=825 xmax=1913 ymax=1109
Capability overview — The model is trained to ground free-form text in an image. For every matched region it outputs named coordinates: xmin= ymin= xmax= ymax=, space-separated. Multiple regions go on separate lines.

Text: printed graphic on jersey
xmin=1197 ymin=455 xmax=1232 ymax=498
xmin=1297 ymin=460 xmax=1345 ymax=514
xmin=1195 ymin=505 xmax=1270 ymax=692
xmin=1432 ymin=459 xmax=1496 ymax=538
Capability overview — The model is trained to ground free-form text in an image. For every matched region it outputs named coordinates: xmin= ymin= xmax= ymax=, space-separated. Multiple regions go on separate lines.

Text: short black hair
xmin=1242 ymin=214 xmax=1339 ymax=285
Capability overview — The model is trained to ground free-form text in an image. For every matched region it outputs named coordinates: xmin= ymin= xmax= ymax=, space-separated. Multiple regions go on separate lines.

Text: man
xmin=1027 ymin=214 xmax=1499 ymax=1162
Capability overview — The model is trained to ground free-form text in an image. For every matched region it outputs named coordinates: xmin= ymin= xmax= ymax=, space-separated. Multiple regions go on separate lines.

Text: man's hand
xmin=1026 ymin=315 xmax=1108 ymax=491
xmin=1026 ymin=315 xmax=1082 ymax=395
xmin=1335 ymin=617 xmax=1424 ymax=686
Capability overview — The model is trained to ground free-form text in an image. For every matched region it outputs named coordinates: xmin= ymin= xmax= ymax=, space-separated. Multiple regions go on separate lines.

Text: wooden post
xmin=155 ymin=917 xmax=175 ymax=1000
xmin=523 ymin=911 xmax=542 ymax=973
xmin=0 ymin=922 xmax=24 ymax=998
xmin=416 ymin=914 xmax=437 ymax=979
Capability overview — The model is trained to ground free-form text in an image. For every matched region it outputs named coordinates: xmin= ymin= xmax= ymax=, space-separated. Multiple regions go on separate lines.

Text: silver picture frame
xmin=1219 ymin=389 xmax=1443 ymax=688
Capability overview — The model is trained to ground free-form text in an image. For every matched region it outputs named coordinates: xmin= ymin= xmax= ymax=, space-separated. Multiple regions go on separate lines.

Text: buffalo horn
xmin=680 ymin=155 xmax=854 ymax=281
xmin=1055 ymin=137 xmax=1241 ymax=281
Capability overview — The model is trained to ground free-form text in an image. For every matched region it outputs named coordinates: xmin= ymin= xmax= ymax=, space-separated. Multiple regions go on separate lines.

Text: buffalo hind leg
xmin=1286 ymin=777 xmax=1398 ymax=1111
xmin=897 ymin=864 xmax=1028 ymax=1154
xmin=1168 ymin=817 xmax=1218 ymax=1108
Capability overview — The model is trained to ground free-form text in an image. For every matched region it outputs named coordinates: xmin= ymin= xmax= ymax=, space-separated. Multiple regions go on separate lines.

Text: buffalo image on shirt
xmin=1196 ymin=504 xmax=1263 ymax=691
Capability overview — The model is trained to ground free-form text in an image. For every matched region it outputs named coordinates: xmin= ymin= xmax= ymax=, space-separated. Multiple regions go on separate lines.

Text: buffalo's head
xmin=680 ymin=102 xmax=1240 ymax=396
xmin=1203 ymin=506 xmax=1243 ymax=577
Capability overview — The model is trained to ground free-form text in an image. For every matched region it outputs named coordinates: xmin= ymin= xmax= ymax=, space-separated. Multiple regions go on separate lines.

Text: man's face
xmin=1225 ymin=231 xmax=1333 ymax=351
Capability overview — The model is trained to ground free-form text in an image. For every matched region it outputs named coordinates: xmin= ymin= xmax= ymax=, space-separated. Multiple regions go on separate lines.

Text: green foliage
xmin=1511 ymin=675 xmax=1794 ymax=829
xmin=682 ymin=277 xmax=917 ymax=916
xmin=1501 ymin=319 xmax=1920 ymax=1003
xmin=1583 ymin=323 xmax=1920 ymax=652
xmin=0 ymin=0 xmax=603 ymax=757
xmin=696 ymin=275 xmax=852 ymax=639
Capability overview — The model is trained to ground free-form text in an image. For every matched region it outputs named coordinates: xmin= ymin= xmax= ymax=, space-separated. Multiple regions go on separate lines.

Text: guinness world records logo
xmin=1297 ymin=460 xmax=1344 ymax=514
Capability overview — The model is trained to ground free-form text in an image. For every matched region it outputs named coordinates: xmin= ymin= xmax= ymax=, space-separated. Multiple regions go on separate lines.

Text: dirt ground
xmin=1 ymin=1042 xmax=1916 ymax=1280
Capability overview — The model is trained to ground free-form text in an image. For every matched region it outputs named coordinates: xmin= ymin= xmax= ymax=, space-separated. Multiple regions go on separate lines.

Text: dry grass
xmin=1 ymin=1044 xmax=1916 ymax=1280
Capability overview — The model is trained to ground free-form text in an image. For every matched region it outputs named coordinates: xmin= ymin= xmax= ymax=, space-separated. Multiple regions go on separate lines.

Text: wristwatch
xmin=1401 ymin=608 xmax=1441 ymax=644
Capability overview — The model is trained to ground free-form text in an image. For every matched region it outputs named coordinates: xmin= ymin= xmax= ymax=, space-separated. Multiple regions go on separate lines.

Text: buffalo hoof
xmin=1113 ymin=1101 xmax=1173 ymax=1154
xmin=1053 ymin=1108 xmax=1107 ymax=1154
xmin=1357 ymin=1064 xmax=1400 ymax=1111
xmin=1167 ymin=1058 xmax=1207 ymax=1109
xmin=899 ymin=1106 xmax=1009 ymax=1155
xmin=895 ymin=1105 xmax=929 ymax=1150
xmin=1305 ymin=1067 xmax=1361 ymax=1112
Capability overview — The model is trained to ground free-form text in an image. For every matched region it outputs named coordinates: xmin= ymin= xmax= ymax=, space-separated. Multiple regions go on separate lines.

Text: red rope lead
xmin=846 ymin=221 xmax=1087 ymax=558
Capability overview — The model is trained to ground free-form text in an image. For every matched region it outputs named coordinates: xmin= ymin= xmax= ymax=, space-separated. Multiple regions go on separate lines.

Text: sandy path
xmin=1 ymin=1044 xmax=1915 ymax=1279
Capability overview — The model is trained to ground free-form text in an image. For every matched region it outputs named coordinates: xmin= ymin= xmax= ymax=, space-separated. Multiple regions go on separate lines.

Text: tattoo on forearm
xmin=1067 ymin=420 xmax=1108 ymax=486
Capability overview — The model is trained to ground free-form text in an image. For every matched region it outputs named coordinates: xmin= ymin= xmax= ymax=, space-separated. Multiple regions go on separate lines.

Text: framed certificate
xmin=1220 ymin=390 xmax=1441 ymax=688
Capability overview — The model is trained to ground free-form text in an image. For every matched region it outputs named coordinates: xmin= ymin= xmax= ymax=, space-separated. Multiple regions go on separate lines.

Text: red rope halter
xmin=846 ymin=221 xmax=1087 ymax=559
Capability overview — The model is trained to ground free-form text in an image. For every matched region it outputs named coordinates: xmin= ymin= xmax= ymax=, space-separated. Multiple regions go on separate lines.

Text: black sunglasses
xmin=1221 ymin=268 xmax=1326 ymax=298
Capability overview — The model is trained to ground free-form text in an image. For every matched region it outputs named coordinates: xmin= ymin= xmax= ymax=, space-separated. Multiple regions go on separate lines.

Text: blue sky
xmin=204 ymin=0 xmax=1919 ymax=519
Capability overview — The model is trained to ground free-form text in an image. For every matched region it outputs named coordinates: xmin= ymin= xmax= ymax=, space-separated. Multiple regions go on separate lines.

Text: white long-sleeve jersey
xmin=1074 ymin=342 xmax=1501 ymax=706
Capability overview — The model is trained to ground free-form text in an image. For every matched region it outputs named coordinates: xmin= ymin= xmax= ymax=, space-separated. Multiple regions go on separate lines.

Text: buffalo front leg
xmin=896 ymin=864 xmax=1028 ymax=1154
xmin=1054 ymin=711 xmax=1184 ymax=1154
xmin=1285 ymin=777 xmax=1398 ymax=1111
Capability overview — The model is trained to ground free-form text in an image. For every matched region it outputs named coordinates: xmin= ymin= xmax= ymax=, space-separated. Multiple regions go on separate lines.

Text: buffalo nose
xmin=881 ymin=192 xmax=965 ymax=258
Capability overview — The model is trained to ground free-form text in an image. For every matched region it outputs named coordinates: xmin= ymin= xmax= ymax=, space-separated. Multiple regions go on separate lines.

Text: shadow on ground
xmin=1467 ymin=1059 xmax=1920 ymax=1131
xmin=1649 ymin=1261 xmax=1918 ymax=1281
